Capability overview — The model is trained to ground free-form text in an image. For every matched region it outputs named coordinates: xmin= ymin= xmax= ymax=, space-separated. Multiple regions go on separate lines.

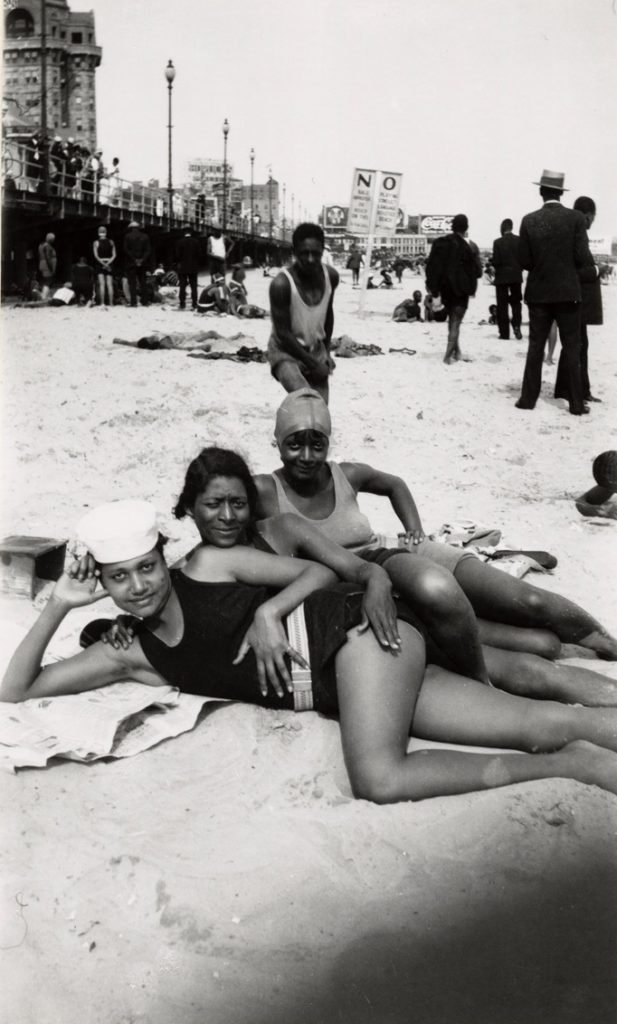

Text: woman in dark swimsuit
xmin=6 ymin=454 xmax=617 ymax=803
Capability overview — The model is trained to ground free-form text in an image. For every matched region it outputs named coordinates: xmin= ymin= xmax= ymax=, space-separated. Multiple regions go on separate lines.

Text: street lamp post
xmin=282 ymin=182 xmax=286 ymax=242
xmin=249 ymin=147 xmax=255 ymax=238
xmin=268 ymin=167 xmax=273 ymax=242
xmin=164 ymin=59 xmax=176 ymax=228
xmin=222 ymin=118 xmax=230 ymax=232
xmin=291 ymin=193 xmax=295 ymax=232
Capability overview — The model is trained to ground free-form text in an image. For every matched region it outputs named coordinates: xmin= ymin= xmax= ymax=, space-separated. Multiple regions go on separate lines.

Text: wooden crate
xmin=0 ymin=536 xmax=68 ymax=599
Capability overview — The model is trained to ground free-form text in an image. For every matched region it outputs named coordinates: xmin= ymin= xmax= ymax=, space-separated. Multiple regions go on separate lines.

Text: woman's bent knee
xmin=348 ymin=759 xmax=406 ymax=804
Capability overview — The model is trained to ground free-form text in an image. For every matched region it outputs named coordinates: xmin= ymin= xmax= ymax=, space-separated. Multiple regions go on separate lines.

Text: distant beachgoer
xmin=392 ymin=291 xmax=424 ymax=322
xmin=228 ymin=265 xmax=266 ymax=319
xmin=492 ymin=218 xmax=523 ymax=340
xmin=71 ymin=257 xmax=94 ymax=306
xmin=176 ymin=226 xmax=201 ymax=311
xmin=93 ymin=225 xmax=116 ymax=305
xmin=425 ymin=213 xmax=482 ymax=364
xmin=554 ymin=196 xmax=603 ymax=405
xmin=38 ymin=232 xmax=57 ymax=299
xmin=544 ymin=322 xmax=558 ymax=365
xmin=488 ymin=304 xmax=498 ymax=326
xmin=379 ymin=268 xmax=394 ymax=289
xmin=267 ymin=222 xmax=339 ymax=403
xmin=207 ymin=225 xmax=227 ymax=280
xmin=346 ymin=247 xmax=363 ymax=286
xmin=197 ymin=274 xmax=229 ymax=314
xmin=123 ymin=221 xmax=152 ymax=307
xmin=393 ymin=258 xmax=405 ymax=284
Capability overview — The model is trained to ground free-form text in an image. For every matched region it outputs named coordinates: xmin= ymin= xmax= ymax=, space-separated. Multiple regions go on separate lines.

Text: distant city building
xmin=241 ymin=179 xmax=280 ymax=234
xmin=3 ymin=0 xmax=102 ymax=150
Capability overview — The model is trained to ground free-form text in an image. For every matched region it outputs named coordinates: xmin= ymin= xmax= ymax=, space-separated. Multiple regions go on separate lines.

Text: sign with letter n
xmin=348 ymin=169 xmax=403 ymax=235
xmin=348 ymin=169 xmax=375 ymax=234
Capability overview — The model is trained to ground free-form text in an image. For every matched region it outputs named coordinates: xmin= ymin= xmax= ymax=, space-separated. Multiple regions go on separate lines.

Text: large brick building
xmin=3 ymin=0 xmax=102 ymax=150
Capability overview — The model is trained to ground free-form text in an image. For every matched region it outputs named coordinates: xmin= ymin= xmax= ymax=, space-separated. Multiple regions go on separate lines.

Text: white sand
xmin=1 ymin=270 xmax=617 ymax=1023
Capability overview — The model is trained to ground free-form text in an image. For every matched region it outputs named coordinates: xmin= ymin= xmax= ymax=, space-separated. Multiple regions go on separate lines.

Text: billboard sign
xmin=420 ymin=214 xmax=454 ymax=235
xmin=324 ymin=205 xmax=348 ymax=228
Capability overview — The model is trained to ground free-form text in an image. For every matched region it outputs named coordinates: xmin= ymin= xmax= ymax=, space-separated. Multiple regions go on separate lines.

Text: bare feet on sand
xmin=578 ymin=630 xmax=617 ymax=661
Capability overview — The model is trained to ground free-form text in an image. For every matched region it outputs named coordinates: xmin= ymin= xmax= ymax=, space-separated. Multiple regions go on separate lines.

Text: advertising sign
xmin=588 ymin=236 xmax=611 ymax=256
xmin=324 ymin=205 xmax=348 ymax=229
xmin=420 ymin=214 xmax=454 ymax=235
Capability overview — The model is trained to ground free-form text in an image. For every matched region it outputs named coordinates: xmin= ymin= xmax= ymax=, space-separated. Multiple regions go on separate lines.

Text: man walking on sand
xmin=425 ymin=214 xmax=482 ymax=364
xmin=492 ymin=218 xmax=523 ymax=340
xmin=515 ymin=170 xmax=595 ymax=416
xmin=267 ymin=222 xmax=339 ymax=404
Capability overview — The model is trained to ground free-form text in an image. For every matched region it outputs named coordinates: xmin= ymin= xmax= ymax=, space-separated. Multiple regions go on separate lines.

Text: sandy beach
xmin=1 ymin=269 xmax=617 ymax=1024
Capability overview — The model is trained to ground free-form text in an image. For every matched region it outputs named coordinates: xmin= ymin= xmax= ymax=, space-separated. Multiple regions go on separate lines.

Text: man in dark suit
xmin=554 ymin=196 xmax=603 ymax=405
xmin=425 ymin=213 xmax=483 ymax=364
xmin=515 ymin=169 xmax=595 ymax=416
xmin=492 ymin=218 xmax=522 ymax=340
xmin=176 ymin=226 xmax=202 ymax=310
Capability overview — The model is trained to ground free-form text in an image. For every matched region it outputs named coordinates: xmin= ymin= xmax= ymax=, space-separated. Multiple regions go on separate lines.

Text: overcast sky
xmin=89 ymin=0 xmax=617 ymax=246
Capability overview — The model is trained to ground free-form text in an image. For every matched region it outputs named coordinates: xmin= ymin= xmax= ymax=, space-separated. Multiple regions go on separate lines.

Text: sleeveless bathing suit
xmin=137 ymin=569 xmax=427 ymax=715
xmin=270 ymin=463 xmax=374 ymax=551
xmin=281 ymin=267 xmax=332 ymax=351
xmin=270 ymin=463 xmax=473 ymax=572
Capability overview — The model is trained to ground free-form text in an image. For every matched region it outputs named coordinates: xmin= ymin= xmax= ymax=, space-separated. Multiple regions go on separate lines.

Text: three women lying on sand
xmin=3 ymin=391 xmax=617 ymax=803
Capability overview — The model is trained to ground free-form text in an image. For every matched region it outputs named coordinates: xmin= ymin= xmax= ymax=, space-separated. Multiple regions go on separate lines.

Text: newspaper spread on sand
xmin=0 ymin=681 xmax=226 ymax=773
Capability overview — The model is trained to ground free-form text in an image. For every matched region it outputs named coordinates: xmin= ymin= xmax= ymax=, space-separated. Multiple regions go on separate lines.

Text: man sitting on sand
xmin=392 ymin=291 xmax=424 ymax=322
xmin=267 ymin=222 xmax=339 ymax=404
xmin=196 ymin=274 xmax=229 ymax=315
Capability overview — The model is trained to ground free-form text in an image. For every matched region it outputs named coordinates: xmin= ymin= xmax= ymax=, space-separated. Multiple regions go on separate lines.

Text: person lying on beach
xmin=16 ymin=282 xmax=77 ymax=308
xmin=7 ymin=480 xmax=617 ymax=804
xmin=392 ymin=292 xmax=424 ymax=322
xmin=575 ymin=450 xmax=617 ymax=521
xmin=112 ymin=330 xmax=255 ymax=351
xmin=251 ymin=389 xmax=617 ymax=702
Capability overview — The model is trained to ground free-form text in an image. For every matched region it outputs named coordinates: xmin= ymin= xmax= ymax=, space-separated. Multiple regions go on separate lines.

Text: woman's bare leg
xmin=454 ymin=558 xmax=617 ymax=660
xmin=334 ymin=625 xmax=617 ymax=803
xmin=482 ymin=646 xmax=617 ymax=707
xmin=414 ymin=666 xmax=617 ymax=752
xmin=386 ymin=554 xmax=490 ymax=685
xmin=477 ymin=619 xmax=560 ymax=659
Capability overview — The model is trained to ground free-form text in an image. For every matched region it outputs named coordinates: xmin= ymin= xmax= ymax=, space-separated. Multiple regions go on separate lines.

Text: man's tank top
xmin=270 ymin=463 xmax=375 ymax=550
xmin=282 ymin=267 xmax=332 ymax=350
xmin=210 ymin=236 xmax=226 ymax=260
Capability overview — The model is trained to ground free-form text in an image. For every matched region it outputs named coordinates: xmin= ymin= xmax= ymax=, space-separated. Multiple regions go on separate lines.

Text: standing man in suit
xmin=492 ymin=218 xmax=523 ymax=340
xmin=515 ymin=170 xmax=595 ymax=416
xmin=554 ymin=196 xmax=603 ymax=405
xmin=176 ymin=226 xmax=201 ymax=311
